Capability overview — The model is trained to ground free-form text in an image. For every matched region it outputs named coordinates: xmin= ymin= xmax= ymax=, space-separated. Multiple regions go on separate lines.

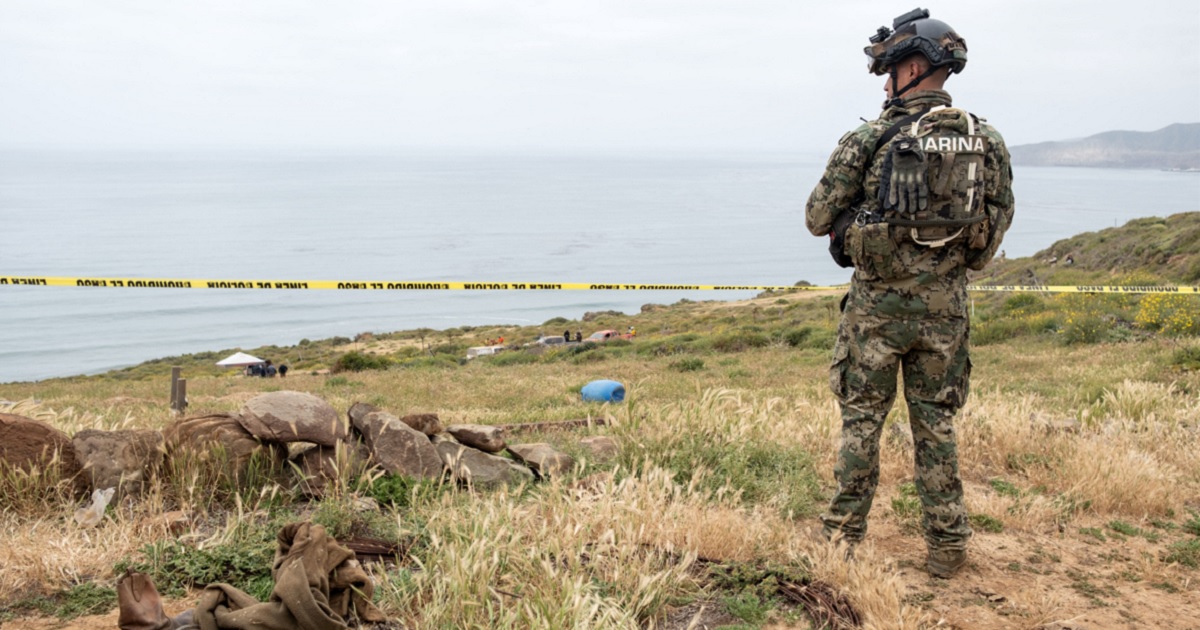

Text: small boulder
xmin=446 ymin=424 xmax=506 ymax=453
xmin=435 ymin=441 xmax=533 ymax=488
xmin=163 ymin=413 xmax=269 ymax=468
xmin=239 ymin=391 xmax=347 ymax=447
xmin=578 ymin=436 xmax=619 ymax=462
xmin=291 ymin=442 xmax=371 ymax=497
xmin=352 ymin=408 xmax=442 ymax=479
xmin=399 ymin=413 xmax=443 ymax=436
xmin=430 ymin=432 xmax=458 ymax=446
xmin=507 ymin=443 xmax=576 ymax=477
xmin=72 ymin=429 xmax=164 ymax=496
xmin=0 ymin=412 xmax=82 ymax=482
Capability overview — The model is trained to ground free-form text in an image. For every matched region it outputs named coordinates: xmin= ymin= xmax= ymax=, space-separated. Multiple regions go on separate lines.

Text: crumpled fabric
xmin=194 ymin=522 xmax=387 ymax=630
xmin=117 ymin=570 xmax=174 ymax=630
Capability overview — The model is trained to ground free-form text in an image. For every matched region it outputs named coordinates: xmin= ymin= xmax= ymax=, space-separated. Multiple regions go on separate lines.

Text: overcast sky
xmin=2 ymin=0 xmax=1197 ymax=152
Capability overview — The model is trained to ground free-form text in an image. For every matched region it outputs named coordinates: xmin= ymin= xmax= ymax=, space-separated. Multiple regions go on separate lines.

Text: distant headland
xmin=1009 ymin=122 xmax=1200 ymax=170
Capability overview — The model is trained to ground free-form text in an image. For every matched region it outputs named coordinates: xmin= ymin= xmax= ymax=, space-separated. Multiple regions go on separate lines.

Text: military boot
xmin=926 ymin=547 xmax=967 ymax=578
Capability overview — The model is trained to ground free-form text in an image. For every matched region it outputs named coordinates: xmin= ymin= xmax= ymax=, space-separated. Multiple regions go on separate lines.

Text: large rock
xmin=507 ymin=443 xmax=576 ymax=477
xmin=291 ymin=441 xmax=371 ymax=497
xmin=72 ymin=429 xmax=164 ymax=496
xmin=399 ymin=413 xmax=443 ymax=436
xmin=0 ymin=412 xmax=82 ymax=482
xmin=435 ymin=441 xmax=534 ymax=488
xmin=163 ymin=413 xmax=269 ymax=467
xmin=446 ymin=424 xmax=506 ymax=453
xmin=238 ymin=391 xmax=347 ymax=447
xmin=350 ymin=407 xmax=442 ymax=479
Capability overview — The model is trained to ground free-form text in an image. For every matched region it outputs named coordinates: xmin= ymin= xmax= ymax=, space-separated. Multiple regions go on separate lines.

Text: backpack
xmin=841 ymin=106 xmax=994 ymax=279
xmin=878 ymin=106 xmax=988 ymax=248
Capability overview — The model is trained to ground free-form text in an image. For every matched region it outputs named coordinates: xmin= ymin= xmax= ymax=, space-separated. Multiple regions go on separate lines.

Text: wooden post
xmin=173 ymin=378 xmax=188 ymax=413
xmin=170 ymin=366 xmax=182 ymax=410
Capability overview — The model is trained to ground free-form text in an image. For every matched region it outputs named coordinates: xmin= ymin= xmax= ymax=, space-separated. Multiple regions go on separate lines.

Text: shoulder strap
xmin=871 ymin=109 xmax=927 ymax=156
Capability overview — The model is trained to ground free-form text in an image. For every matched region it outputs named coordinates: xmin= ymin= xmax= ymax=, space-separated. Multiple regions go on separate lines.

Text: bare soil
xmin=863 ymin=510 xmax=1200 ymax=629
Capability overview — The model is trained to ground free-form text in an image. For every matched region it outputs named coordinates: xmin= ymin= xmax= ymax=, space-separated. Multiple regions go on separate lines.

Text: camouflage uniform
xmin=806 ymin=89 xmax=1014 ymax=551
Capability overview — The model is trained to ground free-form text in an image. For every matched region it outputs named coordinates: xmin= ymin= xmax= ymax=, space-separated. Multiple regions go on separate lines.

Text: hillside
xmin=1009 ymin=122 xmax=1200 ymax=169
xmin=977 ymin=211 xmax=1200 ymax=286
xmin=1 ymin=214 xmax=1199 ymax=629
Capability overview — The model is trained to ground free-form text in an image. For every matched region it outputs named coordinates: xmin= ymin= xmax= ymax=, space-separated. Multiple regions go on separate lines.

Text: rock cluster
xmin=0 ymin=391 xmax=616 ymax=501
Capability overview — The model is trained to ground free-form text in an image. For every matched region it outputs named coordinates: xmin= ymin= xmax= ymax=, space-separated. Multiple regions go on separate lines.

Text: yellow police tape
xmin=2 ymin=275 xmax=1199 ymax=294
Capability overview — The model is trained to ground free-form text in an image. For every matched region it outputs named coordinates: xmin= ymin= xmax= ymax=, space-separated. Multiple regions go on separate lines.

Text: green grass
xmin=115 ymin=534 xmax=277 ymax=599
xmin=970 ymin=513 xmax=1005 ymax=534
xmin=0 ymin=583 xmax=117 ymax=621
xmin=1164 ymin=539 xmax=1200 ymax=568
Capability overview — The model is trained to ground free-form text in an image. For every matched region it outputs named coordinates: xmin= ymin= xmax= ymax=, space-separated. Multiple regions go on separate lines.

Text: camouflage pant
xmin=820 ymin=310 xmax=972 ymax=551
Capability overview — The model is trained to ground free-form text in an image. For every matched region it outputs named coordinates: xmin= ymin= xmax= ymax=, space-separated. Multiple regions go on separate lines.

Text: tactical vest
xmin=842 ymin=106 xmax=994 ymax=279
xmin=877 ymin=106 xmax=988 ymax=247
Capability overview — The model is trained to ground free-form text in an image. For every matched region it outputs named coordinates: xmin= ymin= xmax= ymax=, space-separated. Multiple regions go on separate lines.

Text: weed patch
xmin=970 ymin=513 xmax=1005 ymax=533
xmin=668 ymin=357 xmax=706 ymax=372
xmin=0 ymin=583 xmax=116 ymax=621
xmin=1163 ymin=538 xmax=1200 ymax=568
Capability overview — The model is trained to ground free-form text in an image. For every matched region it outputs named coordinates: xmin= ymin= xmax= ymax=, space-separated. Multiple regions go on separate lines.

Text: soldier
xmin=805 ymin=8 xmax=1014 ymax=578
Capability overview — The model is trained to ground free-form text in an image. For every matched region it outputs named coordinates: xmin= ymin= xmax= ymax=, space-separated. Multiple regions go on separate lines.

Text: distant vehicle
xmin=526 ymin=335 xmax=570 ymax=348
xmin=466 ymin=345 xmax=507 ymax=360
xmin=586 ymin=330 xmax=633 ymax=343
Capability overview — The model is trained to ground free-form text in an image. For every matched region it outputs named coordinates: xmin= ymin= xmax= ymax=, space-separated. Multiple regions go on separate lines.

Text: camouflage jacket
xmin=806 ymin=90 xmax=1014 ymax=318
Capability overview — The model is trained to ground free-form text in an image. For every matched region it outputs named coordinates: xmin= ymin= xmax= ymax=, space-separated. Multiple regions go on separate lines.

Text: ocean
xmin=2 ymin=149 xmax=1197 ymax=383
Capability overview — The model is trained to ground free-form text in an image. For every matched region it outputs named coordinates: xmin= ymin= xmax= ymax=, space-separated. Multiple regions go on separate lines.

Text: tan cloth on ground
xmin=194 ymin=522 xmax=387 ymax=630
xmin=117 ymin=570 xmax=173 ymax=630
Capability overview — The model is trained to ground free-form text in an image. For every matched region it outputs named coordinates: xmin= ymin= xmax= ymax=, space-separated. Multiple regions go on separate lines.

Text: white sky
xmin=2 ymin=0 xmax=1197 ymax=151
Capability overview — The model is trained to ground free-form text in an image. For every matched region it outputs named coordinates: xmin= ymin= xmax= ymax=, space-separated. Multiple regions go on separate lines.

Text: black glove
xmin=886 ymin=139 xmax=928 ymax=214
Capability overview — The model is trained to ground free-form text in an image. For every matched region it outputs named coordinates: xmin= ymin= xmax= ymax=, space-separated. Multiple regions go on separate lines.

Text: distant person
xmin=564 ymin=329 xmax=571 ymax=341
xmin=261 ymin=360 xmax=273 ymax=377
xmin=1065 ymin=254 xmax=1074 ymax=266
xmin=575 ymin=331 xmax=583 ymax=342
xmin=279 ymin=364 xmax=289 ymax=378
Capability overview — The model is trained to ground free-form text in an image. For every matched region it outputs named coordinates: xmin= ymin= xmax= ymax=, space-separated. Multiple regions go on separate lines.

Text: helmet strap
xmin=886 ymin=63 xmax=941 ymax=108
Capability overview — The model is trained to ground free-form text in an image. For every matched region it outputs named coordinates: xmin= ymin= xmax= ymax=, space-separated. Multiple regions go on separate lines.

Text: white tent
xmin=216 ymin=351 xmax=265 ymax=367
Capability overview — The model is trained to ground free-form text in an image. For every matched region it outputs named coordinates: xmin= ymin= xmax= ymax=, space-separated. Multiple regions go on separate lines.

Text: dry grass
xmin=2 ymin=310 xmax=1199 ymax=627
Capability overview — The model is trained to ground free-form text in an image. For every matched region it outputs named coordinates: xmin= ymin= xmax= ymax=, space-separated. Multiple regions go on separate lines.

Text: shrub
xmin=333 ymin=351 xmax=391 ymax=373
xmin=636 ymin=334 xmax=700 ymax=357
xmin=399 ymin=355 xmax=460 ymax=370
xmin=363 ymin=474 xmax=448 ymax=510
xmin=486 ymin=351 xmax=540 ymax=367
xmin=1136 ymin=294 xmax=1200 ymax=336
xmin=1003 ymin=293 xmax=1044 ymax=313
xmin=782 ymin=327 xmax=814 ymax=347
xmin=669 ymin=357 xmax=705 ymax=372
xmin=709 ymin=331 xmax=770 ymax=353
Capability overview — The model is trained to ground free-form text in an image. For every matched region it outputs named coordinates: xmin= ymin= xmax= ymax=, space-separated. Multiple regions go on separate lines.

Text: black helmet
xmin=865 ymin=8 xmax=968 ymax=76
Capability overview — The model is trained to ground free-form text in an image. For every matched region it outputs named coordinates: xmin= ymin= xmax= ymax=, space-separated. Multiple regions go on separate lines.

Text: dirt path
xmin=863 ymin=516 xmax=1200 ymax=629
